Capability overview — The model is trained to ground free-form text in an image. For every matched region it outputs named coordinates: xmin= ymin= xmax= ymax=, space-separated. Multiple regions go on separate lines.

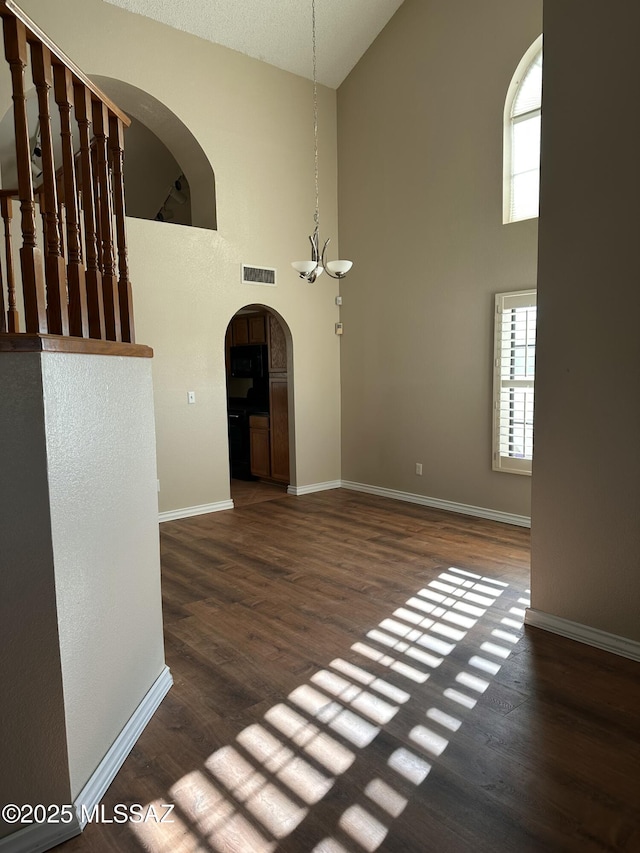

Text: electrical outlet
xmin=187 ymin=391 xmax=196 ymax=404
xmin=335 ymin=322 xmax=344 ymax=335
xmin=415 ymin=462 xmax=423 ymax=475
xmin=335 ymin=295 xmax=343 ymax=306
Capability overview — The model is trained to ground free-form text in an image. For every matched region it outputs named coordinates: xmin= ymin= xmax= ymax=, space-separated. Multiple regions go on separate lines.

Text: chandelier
xmin=291 ymin=0 xmax=353 ymax=283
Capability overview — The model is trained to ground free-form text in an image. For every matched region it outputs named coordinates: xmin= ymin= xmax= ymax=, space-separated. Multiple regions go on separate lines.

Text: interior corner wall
xmin=530 ymin=0 xmax=640 ymax=641
xmin=17 ymin=0 xmax=342 ymax=513
xmin=337 ymin=0 xmax=542 ymax=517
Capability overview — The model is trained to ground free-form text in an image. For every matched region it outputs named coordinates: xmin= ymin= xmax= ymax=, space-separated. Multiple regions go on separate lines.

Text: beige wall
xmin=18 ymin=0 xmax=342 ymax=513
xmin=531 ymin=1 xmax=640 ymax=641
xmin=337 ymin=0 xmax=542 ymax=518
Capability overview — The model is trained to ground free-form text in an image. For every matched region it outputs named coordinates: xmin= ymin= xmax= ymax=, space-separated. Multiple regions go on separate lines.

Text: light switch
xmin=187 ymin=391 xmax=196 ymax=404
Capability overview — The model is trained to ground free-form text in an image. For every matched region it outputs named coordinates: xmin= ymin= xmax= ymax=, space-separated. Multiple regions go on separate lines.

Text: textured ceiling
xmin=102 ymin=0 xmax=405 ymax=88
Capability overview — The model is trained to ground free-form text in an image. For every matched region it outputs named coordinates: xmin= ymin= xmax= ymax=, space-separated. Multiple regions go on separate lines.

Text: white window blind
xmin=493 ymin=290 xmax=537 ymax=475
xmin=512 ymin=51 xmax=542 ymax=117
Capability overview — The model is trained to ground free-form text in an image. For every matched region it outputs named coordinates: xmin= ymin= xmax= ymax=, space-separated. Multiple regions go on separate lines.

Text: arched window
xmin=504 ymin=37 xmax=543 ymax=223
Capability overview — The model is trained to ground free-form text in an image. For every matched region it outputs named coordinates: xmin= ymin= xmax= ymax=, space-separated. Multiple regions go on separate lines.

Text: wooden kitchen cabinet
xmin=231 ymin=315 xmax=249 ymax=345
xmin=250 ymin=415 xmax=271 ymax=478
xmin=230 ymin=313 xmax=267 ymax=346
xmin=267 ymin=313 xmax=287 ymax=372
xmin=248 ymin=314 xmax=266 ymax=344
xmin=269 ymin=377 xmax=289 ymax=482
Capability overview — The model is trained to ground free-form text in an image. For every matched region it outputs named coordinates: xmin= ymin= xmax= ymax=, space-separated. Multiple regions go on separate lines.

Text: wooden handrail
xmin=0 ymin=0 xmax=130 ymax=127
xmin=0 ymin=0 xmax=136 ymax=347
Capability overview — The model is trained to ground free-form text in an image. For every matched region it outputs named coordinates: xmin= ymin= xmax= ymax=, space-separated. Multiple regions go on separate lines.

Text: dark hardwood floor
xmin=230 ymin=478 xmax=289 ymax=508
xmin=58 ymin=489 xmax=640 ymax=852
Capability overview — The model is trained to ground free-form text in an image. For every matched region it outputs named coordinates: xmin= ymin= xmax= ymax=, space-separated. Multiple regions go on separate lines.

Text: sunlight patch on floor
xmin=128 ymin=564 xmax=526 ymax=852
xmin=364 ymin=778 xmax=409 ymax=818
xmin=339 ymin=804 xmax=389 ymax=851
xmin=264 ymin=704 xmax=355 ymax=775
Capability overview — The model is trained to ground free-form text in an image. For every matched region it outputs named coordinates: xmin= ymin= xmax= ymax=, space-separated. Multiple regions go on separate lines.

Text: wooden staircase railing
xmin=0 ymin=0 xmax=140 ymax=350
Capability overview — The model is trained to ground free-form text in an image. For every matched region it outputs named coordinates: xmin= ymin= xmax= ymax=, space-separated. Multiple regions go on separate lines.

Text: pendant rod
xmin=312 ymin=0 xmax=319 ymax=230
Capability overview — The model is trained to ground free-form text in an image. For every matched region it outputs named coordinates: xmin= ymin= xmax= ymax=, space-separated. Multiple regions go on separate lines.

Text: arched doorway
xmin=224 ymin=305 xmax=294 ymax=507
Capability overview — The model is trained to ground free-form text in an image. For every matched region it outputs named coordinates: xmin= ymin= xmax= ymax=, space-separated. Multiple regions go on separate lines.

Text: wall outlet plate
xmin=335 ymin=322 xmax=344 ymax=335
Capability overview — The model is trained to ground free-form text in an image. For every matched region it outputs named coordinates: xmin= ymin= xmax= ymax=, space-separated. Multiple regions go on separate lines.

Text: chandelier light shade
xmin=292 ymin=0 xmax=353 ymax=283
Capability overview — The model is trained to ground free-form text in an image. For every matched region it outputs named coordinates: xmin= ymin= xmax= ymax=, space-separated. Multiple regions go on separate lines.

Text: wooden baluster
xmin=2 ymin=17 xmax=47 ymax=333
xmin=0 ymin=251 xmax=4 ymax=333
xmin=58 ymin=176 xmax=67 ymax=262
xmin=108 ymin=115 xmax=134 ymax=343
xmin=73 ymin=83 xmax=105 ymax=339
xmin=91 ymin=144 xmax=104 ymax=272
xmin=1 ymin=197 xmax=19 ymax=333
xmin=30 ymin=41 xmax=69 ymax=336
xmin=91 ymin=101 xmax=120 ymax=340
xmin=37 ymin=188 xmax=46 ymax=264
xmin=0 ymin=198 xmax=5 ymax=332
xmin=54 ymin=63 xmax=88 ymax=338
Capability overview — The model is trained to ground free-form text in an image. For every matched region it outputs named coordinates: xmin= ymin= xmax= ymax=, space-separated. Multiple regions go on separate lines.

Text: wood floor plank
xmin=52 ymin=488 xmax=639 ymax=853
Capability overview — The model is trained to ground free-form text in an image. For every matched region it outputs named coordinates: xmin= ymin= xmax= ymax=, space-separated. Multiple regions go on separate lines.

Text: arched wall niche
xmin=90 ymin=76 xmax=217 ymax=231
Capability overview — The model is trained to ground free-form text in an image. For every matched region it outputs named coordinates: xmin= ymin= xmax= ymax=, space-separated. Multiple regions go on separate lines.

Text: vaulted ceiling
xmin=102 ymin=0 xmax=405 ymax=88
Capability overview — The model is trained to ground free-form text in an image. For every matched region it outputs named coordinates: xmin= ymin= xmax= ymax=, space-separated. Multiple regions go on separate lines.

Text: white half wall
xmin=0 ymin=350 xmax=167 ymax=849
xmin=42 ymin=352 xmax=166 ymax=799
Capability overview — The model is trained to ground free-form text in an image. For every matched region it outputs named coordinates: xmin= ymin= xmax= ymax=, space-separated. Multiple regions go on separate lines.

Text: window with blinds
xmin=493 ymin=289 xmax=537 ymax=475
xmin=504 ymin=38 xmax=543 ymax=223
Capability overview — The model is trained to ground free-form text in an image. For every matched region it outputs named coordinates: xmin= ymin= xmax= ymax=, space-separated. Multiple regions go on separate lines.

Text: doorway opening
xmin=224 ymin=306 xmax=293 ymax=507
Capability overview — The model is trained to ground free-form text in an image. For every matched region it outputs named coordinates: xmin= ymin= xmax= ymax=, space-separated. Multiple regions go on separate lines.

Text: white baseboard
xmin=525 ymin=609 xmax=640 ymax=662
xmin=287 ymin=480 xmax=342 ymax=496
xmin=159 ymin=500 xmax=234 ymax=522
xmin=341 ymin=480 xmax=531 ymax=528
xmin=74 ymin=665 xmax=173 ymax=827
xmin=0 ymin=818 xmax=80 ymax=853
xmin=0 ymin=667 xmax=172 ymax=853
xmin=159 ymin=481 xmax=529 ymax=528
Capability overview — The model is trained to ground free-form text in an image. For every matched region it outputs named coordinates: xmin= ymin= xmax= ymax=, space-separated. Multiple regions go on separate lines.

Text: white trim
xmin=0 ymin=667 xmax=172 ymax=853
xmin=287 ymin=480 xmax=342 ymax=496
xmin=0 ymin=818 xmax=80 ymax=853
xmin=525 ymin=610 xmax=640 ymax=662
xmin=74 ymin=666 xmax=173 ymax=827
xmin=160 ymin=483 xmax=530 ymax=528
xmin=340 ymin=480 xmax=531 ymax=528
xmin=159 ymin=500 xmax=234 ymax=522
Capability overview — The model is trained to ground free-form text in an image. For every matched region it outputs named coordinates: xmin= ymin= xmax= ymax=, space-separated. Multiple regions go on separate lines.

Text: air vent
xmin=242 ymin=264 xmax=276 ymax=286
